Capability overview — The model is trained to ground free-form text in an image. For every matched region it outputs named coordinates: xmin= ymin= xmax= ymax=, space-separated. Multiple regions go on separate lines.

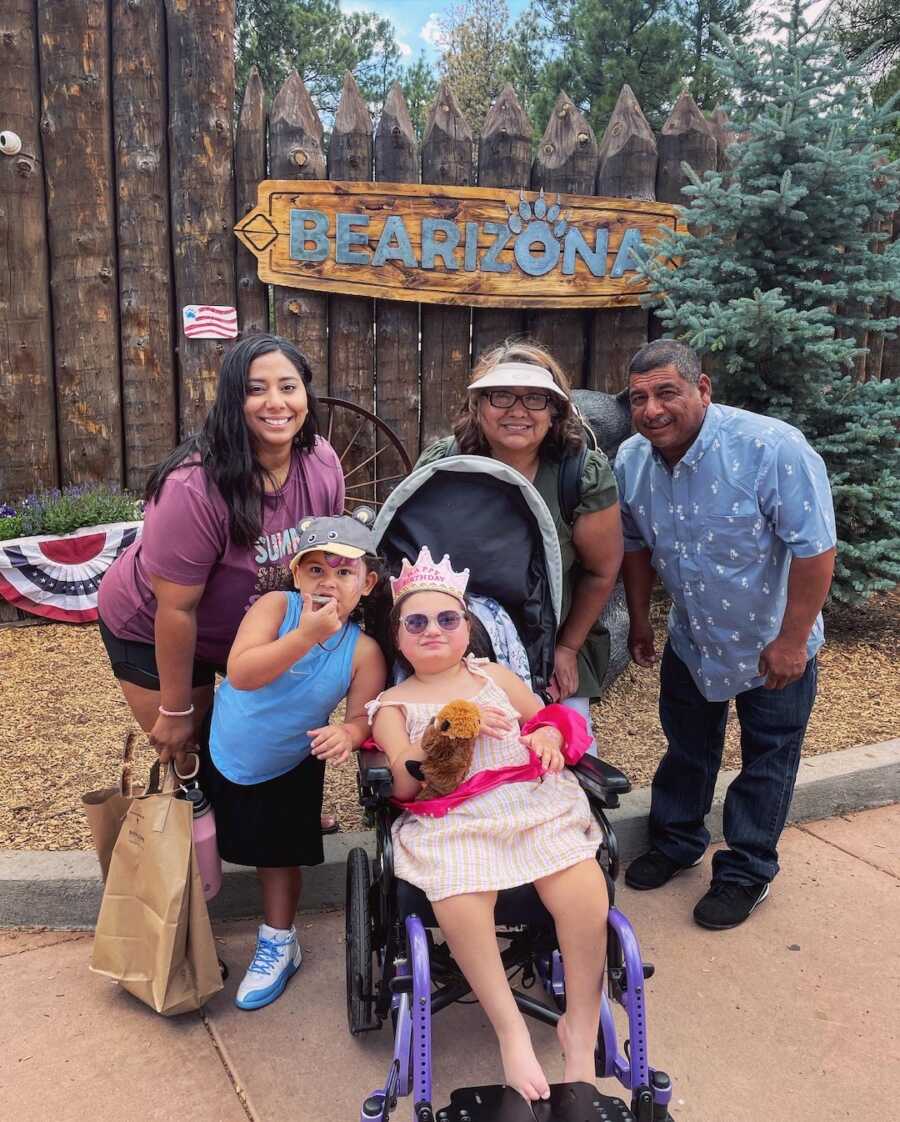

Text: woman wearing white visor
xmin=416 ymin=341 xmax=624 ymax=752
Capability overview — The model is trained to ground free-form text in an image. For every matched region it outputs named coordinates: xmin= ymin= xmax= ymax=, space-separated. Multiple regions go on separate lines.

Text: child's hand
xmin=309 ymin=723 xmax=354 ymax=764
xmin=478 ymin=704 xmax=513 ymax=739
xmin=521 ymin=726 xmax=565 ymax=774
xmin=297 ymin=595 xmax=342 ymax=645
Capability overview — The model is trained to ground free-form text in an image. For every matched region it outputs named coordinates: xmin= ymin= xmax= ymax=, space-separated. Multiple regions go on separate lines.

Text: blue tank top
xmin=210 ymin=592 xmax=361 ymax=784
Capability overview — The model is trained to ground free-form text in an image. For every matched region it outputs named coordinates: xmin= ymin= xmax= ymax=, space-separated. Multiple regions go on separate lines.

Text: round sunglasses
xmin=399 ymin=609 xmax=467 ymax=635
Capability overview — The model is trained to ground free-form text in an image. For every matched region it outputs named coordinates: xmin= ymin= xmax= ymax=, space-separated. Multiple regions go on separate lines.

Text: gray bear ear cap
xmin=289 ymin=514 xmax=376 ymax=570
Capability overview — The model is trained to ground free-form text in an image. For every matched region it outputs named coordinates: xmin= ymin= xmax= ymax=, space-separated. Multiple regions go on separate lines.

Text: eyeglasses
xmin=399 ymin=610 xmax=467 ymax=635
xmin=483 ymin=390 xmax=554 ymax=412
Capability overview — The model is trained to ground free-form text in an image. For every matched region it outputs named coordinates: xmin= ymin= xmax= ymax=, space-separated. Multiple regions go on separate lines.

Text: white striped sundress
xmin=367 ymin=658 xmax=602 ymax=902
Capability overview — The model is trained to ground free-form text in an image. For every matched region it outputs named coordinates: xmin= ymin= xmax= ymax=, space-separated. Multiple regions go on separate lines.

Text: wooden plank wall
xmin=419 ymin=82 xmax=474 ymax=449
xmin=1 ymin=0 xmax=896 ymax=501
xmin=38 ymin=0 xmax=122 ymax=487
xmin=0 ymin=0 xmax=57 ymax=497
xmin=113 ymin=0 xmax=176 ymax=491
xmin=326 ymin=73 xmax=375 ymax=484
xmin=269 ymin=71 xmax=328 ymax=374
xmin=234 ymin=68 xmax=268 ymax=338
xmin=374 ymin=83 xmax=419 ymax=498
xmin=472 ymin=85 xmax=531 ymax=363
xmin=591 ymin=85 xmax=659 ymax=393
xmin=166 ymin=0 xmax=236 ymax=437
xmin=530 ymin=91 xmax=597 ymax=386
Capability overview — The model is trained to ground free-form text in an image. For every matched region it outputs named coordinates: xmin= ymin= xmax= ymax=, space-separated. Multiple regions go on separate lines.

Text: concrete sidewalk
xmin=2 ymin=737 xmax=897 ymax=928
xmin=2 ymin=804 xmax=897 ymax=1122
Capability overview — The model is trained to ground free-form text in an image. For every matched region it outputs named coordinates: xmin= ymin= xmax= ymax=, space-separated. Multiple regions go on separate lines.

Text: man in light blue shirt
xmin=614 ymin=340 xmax=836 ymax=930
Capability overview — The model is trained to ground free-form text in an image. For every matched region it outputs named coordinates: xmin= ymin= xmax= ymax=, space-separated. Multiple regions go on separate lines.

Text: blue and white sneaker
xmin=235 ymin=925 xmax=302 ymax=1010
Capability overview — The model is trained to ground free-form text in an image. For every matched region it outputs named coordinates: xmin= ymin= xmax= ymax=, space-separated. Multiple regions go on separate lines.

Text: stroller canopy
xmin=373 ymin=456 xmax=563 ymax=693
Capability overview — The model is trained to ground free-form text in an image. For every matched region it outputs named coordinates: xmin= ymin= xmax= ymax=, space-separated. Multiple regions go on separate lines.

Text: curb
xmin=1 ymin=738 xmax=897 ymax=929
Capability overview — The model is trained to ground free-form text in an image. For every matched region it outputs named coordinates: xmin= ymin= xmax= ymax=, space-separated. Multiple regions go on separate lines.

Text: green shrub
xmin=0 ymin=486 xmax=142 ymax=542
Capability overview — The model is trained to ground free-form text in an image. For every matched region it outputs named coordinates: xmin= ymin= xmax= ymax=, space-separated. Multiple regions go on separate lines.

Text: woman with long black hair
xmin=98 ymin=334 xmax=345 ymax=829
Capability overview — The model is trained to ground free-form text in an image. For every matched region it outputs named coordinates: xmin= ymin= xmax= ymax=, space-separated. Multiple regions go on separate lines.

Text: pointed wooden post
xmin=528 ymin=91 xmax=596 ymax=387
xmin=708 ymin=106 xmax=735 ymax=172
xmin=656 ymin=89 xmax=717 ymax=204
xmin=0 ymin=0 xmax=57 ymax=495
xmin=651 ymin=89 xmax=716 ymax=342
xmin=534 ymin=91 xmax=598 ymax=195
xmin=38 ymin=0 xmax=122 ymax=485
xmin=881 ymin=211 xmax=900 ymax=381
xmin=327 ymin=72 xmax=375 ymax=490
xmin=269 ymin=71 xmax=328 ymax=380
xmin=235 ymin=68 xmax=268 ymax=338
xmin=375 ymin=83 xmax=419 ymax=489
xmin=166 ymin=0 xmax=236 ymax=438
xmin=589 ymin=85 xmax=658 ymax=394
xmin=112 ymin=0 xmax=177 ymax=491
xmin=473 ymin=85 xmax=532 ymax=362
xmin=596 ymin=84 xmax=658 ymax=200
xmin=420 ymin=82 xmax=474 ymax=450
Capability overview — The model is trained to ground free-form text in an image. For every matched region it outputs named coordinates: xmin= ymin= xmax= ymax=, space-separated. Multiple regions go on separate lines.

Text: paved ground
xmin=2 ymin=804 xmax=897 ymax=1122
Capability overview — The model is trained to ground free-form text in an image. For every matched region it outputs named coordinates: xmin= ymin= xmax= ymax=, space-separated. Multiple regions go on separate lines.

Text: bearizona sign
xmin=235 ymin=181 xmax=682 ymax=309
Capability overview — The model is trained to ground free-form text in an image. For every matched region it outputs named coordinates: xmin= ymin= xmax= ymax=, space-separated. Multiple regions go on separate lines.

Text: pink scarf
xmin=362 ymin=704 xmax=591 ymax=819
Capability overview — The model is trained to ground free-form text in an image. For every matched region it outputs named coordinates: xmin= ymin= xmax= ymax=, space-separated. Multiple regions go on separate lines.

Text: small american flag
xmin=182 ymin=304 xmax=239 ymax=339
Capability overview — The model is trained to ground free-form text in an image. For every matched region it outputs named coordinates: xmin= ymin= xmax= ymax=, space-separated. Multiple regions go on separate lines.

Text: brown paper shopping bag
xmin=81 ymin=732 xmax=145 ymax=881
xmin=89 ymin=765 xmax=223 ymax=1015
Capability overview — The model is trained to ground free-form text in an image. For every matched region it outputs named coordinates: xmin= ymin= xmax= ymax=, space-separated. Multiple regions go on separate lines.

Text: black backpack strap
xmin=559 ymin=445 xmax=588 ymax=526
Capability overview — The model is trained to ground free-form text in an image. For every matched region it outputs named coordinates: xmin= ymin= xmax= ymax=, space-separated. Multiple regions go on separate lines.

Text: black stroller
xmin=347 ymin=456 xmax=676 ymax=1122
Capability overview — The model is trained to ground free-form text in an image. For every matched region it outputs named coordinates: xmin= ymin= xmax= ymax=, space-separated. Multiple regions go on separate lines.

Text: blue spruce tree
xmin=636 ymin=0 xmax=900 ymax=602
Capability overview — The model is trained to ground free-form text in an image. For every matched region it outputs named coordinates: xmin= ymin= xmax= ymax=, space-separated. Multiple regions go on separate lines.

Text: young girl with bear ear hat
xmin=202 ymin=514 xmax=386 ymax=1011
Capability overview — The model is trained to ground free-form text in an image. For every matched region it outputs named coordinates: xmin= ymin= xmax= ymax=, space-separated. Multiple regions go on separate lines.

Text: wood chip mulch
xmin=1 ymin=590 xmax=897 ymax=851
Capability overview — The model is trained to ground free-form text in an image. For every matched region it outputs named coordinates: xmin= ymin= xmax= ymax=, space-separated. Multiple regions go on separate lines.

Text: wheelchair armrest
xmin=356 ymin=749 xmax=394 ymax=802
xmin=569 ymin=755 xmax=631 ymax=809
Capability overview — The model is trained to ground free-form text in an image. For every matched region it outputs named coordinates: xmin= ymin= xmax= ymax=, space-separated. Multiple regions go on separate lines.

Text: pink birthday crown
xmin=390 ymin=546 xmax=470 ymax=605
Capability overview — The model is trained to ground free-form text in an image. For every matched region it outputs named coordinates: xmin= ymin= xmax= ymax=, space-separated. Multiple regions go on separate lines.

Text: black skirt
xmin=198 ymin=748 xmax=327 ymax=869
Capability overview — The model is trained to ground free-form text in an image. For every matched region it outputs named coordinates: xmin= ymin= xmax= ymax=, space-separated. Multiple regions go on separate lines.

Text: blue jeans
xmin=649 ymin=642 xmax=818 ymax=886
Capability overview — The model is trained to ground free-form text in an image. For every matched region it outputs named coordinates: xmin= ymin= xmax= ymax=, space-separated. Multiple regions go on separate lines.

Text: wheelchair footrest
xmin=437 ymin=1082 xmax=636 ymax=1122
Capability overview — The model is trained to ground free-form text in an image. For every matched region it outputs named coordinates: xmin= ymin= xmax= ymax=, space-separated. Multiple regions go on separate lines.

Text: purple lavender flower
xmin=0 ymin=504 xmax=16 ymax=519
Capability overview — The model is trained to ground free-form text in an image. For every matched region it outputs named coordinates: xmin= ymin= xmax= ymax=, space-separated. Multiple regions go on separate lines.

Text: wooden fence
xmin=1 ymin=1 xmax=897 ymax=499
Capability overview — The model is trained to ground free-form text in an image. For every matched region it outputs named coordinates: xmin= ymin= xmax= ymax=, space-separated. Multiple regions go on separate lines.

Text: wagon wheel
xmin=319 ymin=396 xmax=413 ymax=514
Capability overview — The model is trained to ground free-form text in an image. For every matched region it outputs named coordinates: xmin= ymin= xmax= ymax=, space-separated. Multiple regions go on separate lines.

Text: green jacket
xmin=415 ymin=438 xmax=618 ymax=698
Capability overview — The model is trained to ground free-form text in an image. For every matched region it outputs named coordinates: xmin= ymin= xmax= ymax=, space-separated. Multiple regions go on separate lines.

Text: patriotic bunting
xmin=0 ymin=522 xmax=142 ymax=623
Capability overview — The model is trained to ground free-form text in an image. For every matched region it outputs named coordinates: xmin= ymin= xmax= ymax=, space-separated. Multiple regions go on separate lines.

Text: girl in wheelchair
xmin=368 ymin=545 xmax=609 ymax=1104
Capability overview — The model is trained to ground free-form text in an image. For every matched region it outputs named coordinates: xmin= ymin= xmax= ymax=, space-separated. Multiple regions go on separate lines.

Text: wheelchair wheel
xmin=346 ymin=847 xmax=373 ymax=1035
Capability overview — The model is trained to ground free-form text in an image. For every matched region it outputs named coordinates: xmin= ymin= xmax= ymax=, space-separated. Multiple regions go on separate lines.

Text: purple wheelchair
xmin=346 ymin=749 xmax=675 ymax=1122
xmin=345 ymin=455 xmax=677 ymax=1122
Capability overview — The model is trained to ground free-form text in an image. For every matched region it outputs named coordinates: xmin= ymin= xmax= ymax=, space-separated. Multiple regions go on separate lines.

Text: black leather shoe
xmin=625 ymin=847 xmax=702 ymax=890
xmin=693 ymin=881 xmax=770 ymax=929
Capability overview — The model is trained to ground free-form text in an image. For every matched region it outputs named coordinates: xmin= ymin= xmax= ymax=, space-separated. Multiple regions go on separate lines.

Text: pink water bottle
xmin=185 ymin=786 xmax=223 ymax=902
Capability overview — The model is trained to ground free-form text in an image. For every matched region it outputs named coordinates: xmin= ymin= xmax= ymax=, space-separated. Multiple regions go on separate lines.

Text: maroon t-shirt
xmin=98 ymin=439 xmax=344 ymax=666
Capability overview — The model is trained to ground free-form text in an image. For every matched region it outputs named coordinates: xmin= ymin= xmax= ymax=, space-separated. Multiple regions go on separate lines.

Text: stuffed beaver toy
xmin=405 ymin=699 xmax=481 ymax=800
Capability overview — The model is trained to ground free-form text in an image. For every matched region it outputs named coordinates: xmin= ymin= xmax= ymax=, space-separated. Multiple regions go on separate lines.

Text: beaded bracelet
xmin=158 ymin=704 xmax=195 ymax=718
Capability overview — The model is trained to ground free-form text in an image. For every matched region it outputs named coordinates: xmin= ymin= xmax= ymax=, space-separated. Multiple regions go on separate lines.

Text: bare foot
xmin=498 ymin=1022 xmax=551 ymax=1102
xmin=557 ymin=1014 xmax=598 ymax=1086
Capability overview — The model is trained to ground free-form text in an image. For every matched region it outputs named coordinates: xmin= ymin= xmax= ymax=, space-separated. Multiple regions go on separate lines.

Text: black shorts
xmin=97 ymin=617 xmax=225 ymax=690
xmin=198 ymin=743 xmax=327 ymax=869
